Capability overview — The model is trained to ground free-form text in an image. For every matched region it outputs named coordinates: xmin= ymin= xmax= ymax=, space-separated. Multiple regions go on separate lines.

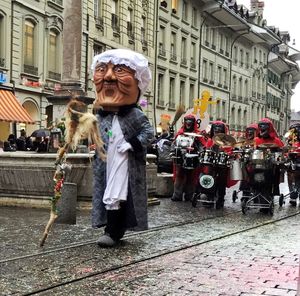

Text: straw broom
xmin=40 ymin=99 xmax=105 ymax=247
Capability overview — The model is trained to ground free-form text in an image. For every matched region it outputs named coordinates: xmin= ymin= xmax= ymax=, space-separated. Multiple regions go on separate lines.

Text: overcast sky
xmin=237 ymin=0 xmax=300 ymax=111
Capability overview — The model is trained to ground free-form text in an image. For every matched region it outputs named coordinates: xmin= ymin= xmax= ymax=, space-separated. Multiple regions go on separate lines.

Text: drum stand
xmin=241 ymin=192 xmax=274 ymax=215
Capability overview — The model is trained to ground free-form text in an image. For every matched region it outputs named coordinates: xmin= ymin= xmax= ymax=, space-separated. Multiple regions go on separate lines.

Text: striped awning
xmin=0 ymin=89 xmax=35 ymax=124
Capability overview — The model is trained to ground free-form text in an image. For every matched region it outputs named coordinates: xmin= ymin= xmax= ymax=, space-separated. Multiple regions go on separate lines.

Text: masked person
xmin=254 ymin=118 xmax=284 ymax=201
xmin=203 ymin=121 xmax=236 ymax=208
xmin=286 ymin=123 xmax=300 ymax=205
xmin=238 ymin=123 xmax=258 ymax=195
xmin=245 ymin=123 xmax=258 ymax=142
xmin=91 ymin=49 xmax=154 ymax=247
xmin=254 ymin=118 xmax=284 ymax=148
xmin=171 ymin=113 xmax=206 ymax=202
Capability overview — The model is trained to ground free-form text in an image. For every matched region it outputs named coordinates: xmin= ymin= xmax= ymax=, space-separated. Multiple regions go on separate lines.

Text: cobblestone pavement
xmin=40 ymin=215 xmax=300 ymax=296
xmin=0 ymin=180 xmax=299 ymax=295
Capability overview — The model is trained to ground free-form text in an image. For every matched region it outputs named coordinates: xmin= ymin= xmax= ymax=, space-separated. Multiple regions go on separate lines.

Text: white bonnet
xmin=91 ymin=49 xmax=152 ymax=96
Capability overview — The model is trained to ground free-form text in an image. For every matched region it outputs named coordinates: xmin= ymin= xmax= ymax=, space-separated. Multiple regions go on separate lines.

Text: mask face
xmin=212 ymin=124 xmax=225 ymax=136
xmin=93 ymin=62 xmax=139 ymax=107
xmin=246 ymin=127 xmax=256 ymax=140
xmin=258 ymin=122 xmax=270 ymax=138
xmin=184 ymin=118 xmax=195 ymax=132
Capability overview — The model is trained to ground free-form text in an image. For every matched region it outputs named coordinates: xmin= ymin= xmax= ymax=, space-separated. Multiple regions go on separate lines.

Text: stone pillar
xmin=46 ymin=0 xmax=94 ymax=123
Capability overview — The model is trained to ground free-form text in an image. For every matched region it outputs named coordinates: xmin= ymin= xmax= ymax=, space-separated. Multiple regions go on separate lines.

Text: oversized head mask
xmin=91 ymin=49 xmax=151 ymax=108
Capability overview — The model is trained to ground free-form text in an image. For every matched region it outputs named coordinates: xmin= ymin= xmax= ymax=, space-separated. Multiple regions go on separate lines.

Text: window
xmin=182 ymin=1 xmax=188 ymax=21
xmin=232 ymin=76 xmax=237 ymax=96
xmin=93 ymin=43 xmax=105 ymax=56
xmin=170 ymin=32 xmax=176 ymax=60
xmin=158 ymin=73 xmax=164 ymax=106
xmin=0 ymin=14 xmax=5 ymax=67
xmin=233 ymin=46 xmax=237 ymax=64
xmin=94 ymin=0 xmax=102 ymax=18
xmin=180 ymin=80 xmax=185 ymax=105
xmin=24 ymin=20 xmax=35 ymax=67
xmin=238 ymin=77 xmax=243 ymax=98
xmin=191 ymin=42 xmax=196 ymax=67
xmin=159 ymin=26 xmax=166 ymax=56
xmin=245 ymin=80 xmax=249 ymax=99
xmin=192 ymin=7 xmax=197 ymax=27
xmin=189 ymin=83 xmax=195 ymax=108
xmin=127 ymin=8 xmax=134 ymax=38
xmin=217 ymin=66 xmax=222 ymax=85
xmin=211 ymin=28 xmax=216 ymax=47
xmin=253 ymin=47 xmax=257 ymax=62
xmin=141 ymin=16 xmax=147 ymax=44
xmin=169 ymin=77 xmax=175 ymax=108
xmin=111 ymin=0 xmax=119 ymax=31
xmin=48 ymin=30 xmax=61 ymax=80
xmin=209 ymin=62 xmax=214 ymax=82
xmin=240 ymin=49 xmax=244 ymax=66
xmin=223 ymin=68 xmax=227 ymax=86
xmin=245 ymin=52 xmax=249 ymax=68
xmin=181 ymin=37 xmax=186 ymax=61
xmin=202 ymin=59 xmax=208 ymax=81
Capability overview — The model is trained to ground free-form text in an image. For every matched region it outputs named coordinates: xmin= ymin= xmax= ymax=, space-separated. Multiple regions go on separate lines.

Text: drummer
xmin=238 ymin=123 xmax=258 ymax=194
xmin=254 ymin=118 xmax=284 ymax=149
xmin=254 ymin=118 xmax=284 ymax=197
xmin=171 ymin=113 xmax=207 ymax=202
xmin=205 ymin=120 xmax=237 ymax=208
xmin=286 ymin=123 xmax=300 ymax=205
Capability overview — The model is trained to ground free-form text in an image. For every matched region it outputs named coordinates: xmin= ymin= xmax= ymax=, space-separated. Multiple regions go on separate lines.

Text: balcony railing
xmin=95 ymin=17 xmax=104 ymax=30
xmin=170 ymin=54 xmax=177 ymax=62
xmin=158 ymin=47 xmax=166 ymax=57
xmin=24 ymin=64 xmax=38 ymax=76
xmin=48 ymin=71 xmax=61 ymax=81
xmin=180 ymin=58 xmax=187 ymax=66
xmin=190 ymin=62 xmax=196 ymax=69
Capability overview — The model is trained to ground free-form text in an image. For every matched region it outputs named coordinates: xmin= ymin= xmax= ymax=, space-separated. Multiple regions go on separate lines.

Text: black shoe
xmin=97 ymin=234 xmax=118 ymax=248
xmin=171 ymin=195 xmax=183 ymax=201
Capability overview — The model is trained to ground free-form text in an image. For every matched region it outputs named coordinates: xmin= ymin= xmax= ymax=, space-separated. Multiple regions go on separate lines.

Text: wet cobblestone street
xmin=0 ymin=181 xmax=299 ymax=295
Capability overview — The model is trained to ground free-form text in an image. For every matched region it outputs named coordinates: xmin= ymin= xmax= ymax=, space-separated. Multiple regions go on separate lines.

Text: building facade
xmin=0 ymin=0 xmax=299 ymax=142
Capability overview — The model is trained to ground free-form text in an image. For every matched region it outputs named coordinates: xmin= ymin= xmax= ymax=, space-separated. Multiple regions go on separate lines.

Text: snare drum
xmin=250 ymin=149 xmax=265 ymax=164
xmin=250 ymin=149 xmax=271 ymax=169
xmin=216 ymin=152 xmax=229 ymax=167
xmin=199 ymin=150 xmax=216 ymax=165
xmin=182 ymin=153 xmax=199 ymax=169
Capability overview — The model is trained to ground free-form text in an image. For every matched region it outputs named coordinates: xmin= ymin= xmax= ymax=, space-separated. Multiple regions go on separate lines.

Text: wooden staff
xmin=40 ymin=99 xmax=105 ymax=247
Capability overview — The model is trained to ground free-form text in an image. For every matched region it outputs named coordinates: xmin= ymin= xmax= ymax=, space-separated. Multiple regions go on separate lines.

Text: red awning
xmin=0 ymin=90 xmax=35 ymax=124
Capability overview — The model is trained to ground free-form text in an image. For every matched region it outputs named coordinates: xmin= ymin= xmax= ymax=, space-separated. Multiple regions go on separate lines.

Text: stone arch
xmin=22 ymin=98 xmax=39 ymax=135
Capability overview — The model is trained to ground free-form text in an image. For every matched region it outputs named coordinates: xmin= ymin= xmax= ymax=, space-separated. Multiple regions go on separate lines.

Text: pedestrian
xmin=91 ymin=48 xmax=154 ymax=247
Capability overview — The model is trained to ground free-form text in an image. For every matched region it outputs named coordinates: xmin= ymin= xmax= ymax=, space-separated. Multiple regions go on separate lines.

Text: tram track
xmin=0 ymin=205 xmax=242 ymax=264
xmin=2 ymin=205 xmax=298 ymax=296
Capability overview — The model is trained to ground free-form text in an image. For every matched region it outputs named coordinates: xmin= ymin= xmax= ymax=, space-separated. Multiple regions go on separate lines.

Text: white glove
xmin=117 ymin=142 xmax=132 ymax=153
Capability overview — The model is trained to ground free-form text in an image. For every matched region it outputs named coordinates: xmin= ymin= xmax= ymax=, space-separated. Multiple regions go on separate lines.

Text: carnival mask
xmin=93 ymin=62 xmax=139 ymax=108
xmin=258 ymin=122 xmax=270 ymax=138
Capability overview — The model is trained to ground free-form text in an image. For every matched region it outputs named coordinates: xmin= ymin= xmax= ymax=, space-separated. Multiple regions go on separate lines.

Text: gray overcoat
xmin=92 ymin=105 xmax=154 ymax=231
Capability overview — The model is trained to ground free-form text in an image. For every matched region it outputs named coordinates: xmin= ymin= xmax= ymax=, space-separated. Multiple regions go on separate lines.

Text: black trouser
xmin=104 ymin=204 xmax=126 ymax=241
